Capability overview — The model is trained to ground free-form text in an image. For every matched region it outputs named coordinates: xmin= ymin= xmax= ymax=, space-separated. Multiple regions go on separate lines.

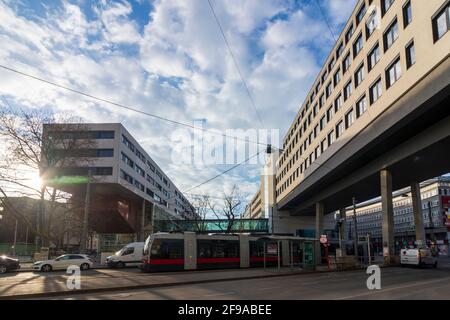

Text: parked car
xmin=106 ymin=242 xmax=144 ymax=268
xmin=400 ymin=248 xmax=438 ymax=268
xmin=33 ymin=254 xmax=94 ymax=272
xmin=0 ymin=255 xmax=20 ymax=274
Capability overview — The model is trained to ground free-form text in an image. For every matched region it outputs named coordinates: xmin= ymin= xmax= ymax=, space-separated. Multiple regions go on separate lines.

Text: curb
xmin=14 ymin=265 xmax=108 ymax=273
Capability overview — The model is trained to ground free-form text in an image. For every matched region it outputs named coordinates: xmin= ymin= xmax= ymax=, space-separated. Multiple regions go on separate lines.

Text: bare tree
xmin=190 ymin=195 xmax=212 ymax=233
xmin=0 ymin=104 xmax=95 ymax=249
xmin=208 ymin=185 xmax=244 ymax=233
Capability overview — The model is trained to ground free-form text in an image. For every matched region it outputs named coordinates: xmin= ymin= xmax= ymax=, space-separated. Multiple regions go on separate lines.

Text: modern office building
xmin=269 ymin=0 xmax=450 ymax=265
xmin=243 ymin=189 xmax=262 ymax=219
xmin=41 ymin=123 xmax=197 ymax=240
xmin=275 ymin=0 xmax=449 ymax=205
xmin=344 ymin=176 xmax=450 ymax=254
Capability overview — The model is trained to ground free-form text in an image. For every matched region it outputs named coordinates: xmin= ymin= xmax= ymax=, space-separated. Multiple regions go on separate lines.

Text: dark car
xmin=0 ymin=255 xmax=21 ymax=274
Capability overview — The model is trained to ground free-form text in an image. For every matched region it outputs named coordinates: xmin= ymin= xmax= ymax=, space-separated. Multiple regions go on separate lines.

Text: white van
xmin=106 ymin=242 xmax=144 ymax=268
xmin=400 ymin=248 xmax=438 ymax=268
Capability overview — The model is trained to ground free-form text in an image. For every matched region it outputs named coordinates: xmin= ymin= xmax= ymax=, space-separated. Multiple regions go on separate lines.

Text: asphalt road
xmin=2 ymin=257 xmax=449 ymax=300
xmin=50 ymin=259 xmax=450 ymax=300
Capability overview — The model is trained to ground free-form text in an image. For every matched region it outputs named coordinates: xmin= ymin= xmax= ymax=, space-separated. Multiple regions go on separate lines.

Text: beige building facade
xmin=275 ymin=0 xmax=450 ymax=203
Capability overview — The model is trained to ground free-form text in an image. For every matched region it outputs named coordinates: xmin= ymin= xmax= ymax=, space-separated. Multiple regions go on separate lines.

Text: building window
xmin=368 ymin=42 xmax=380 ymax=71
xmin=320 ymin=115 xmax=326 ymax=130
xmin=135 ymin=164 xmax=145 ymax=178
xmin=432 ymin=2 xmax=450 ymax=42
xmin=402 ymin=1 xmax=412 ymax=28
xmin=120 ymin=169 xmax=134 ymax=185
xmin=328 ymin=58 xmax=336 ymax=72
xmin=321 ymin=138 xmax=327 ymax=153
xmin=369 ymin=78 xmax=382 ymax=104
xmin=345 ymin=23 xmax=354 ymax=44
xmin=334 ymin=94 xmax=343 ymax=112
xmin=381 ymin=0 xmax=395 ymax=16
xmin=356 ymin=95 xmax=367 ymax=117
xmin=383 ymin=18 xmax=399 ymax=52
xmin=356 ymin=3 xmax=367 ymax=26
xmin=122 ymin=134 xmax=135 ymax=152
xmin=121 ymin=152 xmax=134 ymax=169
xmin=353 ymin=33 xmax=363 ymax=58
xmin=95 ymin=149 xmax=114 ymax=157
xmin=327 ymin=130 xmax=335 ymax=146
xmin=345 ymin=108 xmax=354 ymax=128
xmin=336 ymin=42 xmax=344 ymax=58
xmin=335 ymin=120 xmax=344 ymax=139
xmin=91 ymin=167 xmax=113 ymax=176
xmin=319 ymin=94 xmax=325 ymax=108
xmin=326 ymin=82 xmax=333 ymax=98
xmin=406 ymin=41 xmax=416 ymax=69
xmin=354 ymin=63 xmax=365 ymax=87
xmin=322 ymin=70 xmax=328 ymax=83
xmin=327 ymin=106 xmax=334 ymax=122
xmin=343 ymin=52 xmax=351 ymax=73
xmin=344 ymin=80 xmax=352 ymax=101
xmin=385 ymin=56 xmax=402 ymax=88
xmin=333 ymin=68 xmax=341 ymax=86
xmin=366 ymin=8 xmax=378 ymax=39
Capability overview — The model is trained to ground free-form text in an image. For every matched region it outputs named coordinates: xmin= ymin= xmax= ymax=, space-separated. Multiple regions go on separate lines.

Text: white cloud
xmin=0 ymin=0 xmax=358 ymax=206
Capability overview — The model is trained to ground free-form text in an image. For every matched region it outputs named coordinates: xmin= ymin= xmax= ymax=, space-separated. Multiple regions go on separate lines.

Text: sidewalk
xmin=0 ymin=267 xmax=318 ymax=300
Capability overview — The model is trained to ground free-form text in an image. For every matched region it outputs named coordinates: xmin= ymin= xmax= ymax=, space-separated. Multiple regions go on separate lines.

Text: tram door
xmin=290 ymin=240 xmax=303 ymax=267
xmin=239 ymin=235 xmax=249 ymax=268
xmin=184 ymin=232 xmax=197 ymax=270
xmin=302 ymin=241 xmax=315 ymax=267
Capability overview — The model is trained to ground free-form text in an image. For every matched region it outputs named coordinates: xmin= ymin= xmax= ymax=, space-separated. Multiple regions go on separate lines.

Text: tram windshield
xmin=143 ymin=235 xmax=154 ymax=256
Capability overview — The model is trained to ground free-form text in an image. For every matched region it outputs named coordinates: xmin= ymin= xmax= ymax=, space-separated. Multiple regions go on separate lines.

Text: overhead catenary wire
xmin=313 ymin=0 xmax=338 ymax=43
xmin=0 ymin=64 xmax=273 ymax=149
xmin=182 ymin=149 xmax=263 ymax=194
xmin=206 ymin=0 xmax=266 ymax=129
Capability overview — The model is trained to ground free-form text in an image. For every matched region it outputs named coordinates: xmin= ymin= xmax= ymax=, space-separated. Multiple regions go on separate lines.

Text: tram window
xmin=198 ymin=240 xmax=239 ymax=258
xmin=150 ymin=239 xmax=184 ymax=259
xmin=249 ymin=241 xmax=265 ymax=257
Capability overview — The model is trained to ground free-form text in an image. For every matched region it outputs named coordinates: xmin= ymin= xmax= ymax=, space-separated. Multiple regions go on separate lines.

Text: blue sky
xmin=0 ymin=0 xmax=358 ymax=204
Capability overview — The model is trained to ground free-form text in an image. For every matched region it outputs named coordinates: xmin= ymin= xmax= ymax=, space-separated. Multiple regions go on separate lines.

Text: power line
xmin=313 ymin=0 xmax=338 ymax=43
xmin=0 ymin=64 xmax=271 ymax=148
xmin=183 ymin=149 xmax=263 ymax=194
xmin=206 ymin=0 xmax=266 ymax=129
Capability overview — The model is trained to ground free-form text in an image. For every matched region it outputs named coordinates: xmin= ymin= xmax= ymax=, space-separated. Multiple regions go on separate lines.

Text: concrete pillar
xmin=339 ymin=208 xmax=346 ymax=256
xmin=137 ymin=199 xmax=146 ymax=242
xmin=380 ymin=169 xmax=395 ymax=265
xmin=411 ymin=182 xmax=425 ymax=247
xmin=315 ymin=202 xmax=324 ymax=265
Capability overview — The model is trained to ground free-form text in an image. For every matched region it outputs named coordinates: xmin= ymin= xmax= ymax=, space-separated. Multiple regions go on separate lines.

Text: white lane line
xmin=206 ymin=292 xmax=236 ymax=297
xmin=335 ymin=276 xmax=450 ymax=300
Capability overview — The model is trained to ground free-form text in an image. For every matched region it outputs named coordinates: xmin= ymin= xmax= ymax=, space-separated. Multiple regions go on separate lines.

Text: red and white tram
xmin=140 ymin=232 xmax=313 ymax=272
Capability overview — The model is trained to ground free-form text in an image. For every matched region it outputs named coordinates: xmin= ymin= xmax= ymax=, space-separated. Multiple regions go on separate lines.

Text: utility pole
xmin=24 ymin=226 xmax=29 ymax=256
xmin=80 ymin=168 xmax=91 ymax=254
xmin=36 ymin=184 xmax=46 ymax=251
xmin=13 ymin=219 xmax=18 ymax=256
xmin=427 ymin=201 xmax=435 ymax=243
xmin=352 ymin=197 xmax=359 ymax=257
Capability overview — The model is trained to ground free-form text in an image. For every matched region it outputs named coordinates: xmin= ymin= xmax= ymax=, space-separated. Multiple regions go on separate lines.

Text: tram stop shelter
xmin=256 ymin=235 xmax=318 ymax=272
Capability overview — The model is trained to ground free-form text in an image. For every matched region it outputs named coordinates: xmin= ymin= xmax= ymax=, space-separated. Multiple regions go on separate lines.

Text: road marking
xmin=206 ymin=292 xmax=236 ymax=297
xmin=336 ymin=276 xmax=450 ymax=300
